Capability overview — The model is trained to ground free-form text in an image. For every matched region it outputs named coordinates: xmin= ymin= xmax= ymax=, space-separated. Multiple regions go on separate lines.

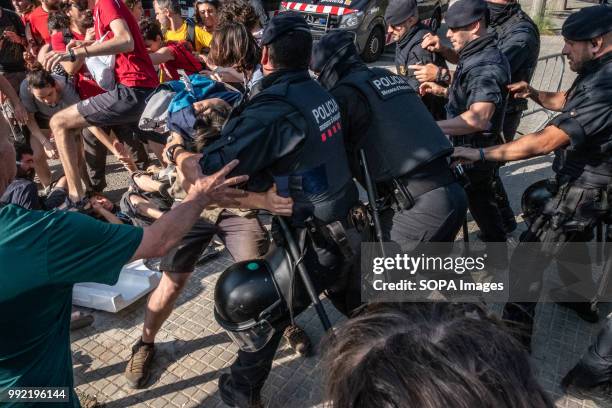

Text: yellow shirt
xmin=164 ymin=21 xmax=212 ymax=53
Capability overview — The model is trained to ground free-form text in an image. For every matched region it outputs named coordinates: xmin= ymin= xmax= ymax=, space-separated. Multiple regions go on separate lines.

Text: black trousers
xmin=464 ymin=167 xmax=507 ymax=242
xmin=380 ymin=182 xmax=468 ymax=244
xmin=229 ymin=226 xmax=362 ymax=397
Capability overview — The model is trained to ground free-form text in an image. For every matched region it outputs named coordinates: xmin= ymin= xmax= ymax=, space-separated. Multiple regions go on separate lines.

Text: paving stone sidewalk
xmin=71 ymin=2 xmax=610 ymax=406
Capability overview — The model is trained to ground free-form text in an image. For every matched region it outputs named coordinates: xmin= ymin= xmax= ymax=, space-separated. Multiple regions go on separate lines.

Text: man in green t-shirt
xmin=0 ymin=116 xmax=247 ymax=407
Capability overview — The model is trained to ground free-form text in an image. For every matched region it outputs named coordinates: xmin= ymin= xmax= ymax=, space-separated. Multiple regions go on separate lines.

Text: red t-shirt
xmin=160 ymin=42 xmax=202 ymax=82
xmin=28 ymin=6 xmax=49 ymax=45
xmin=50 ymin=31 xmax=105 ymax=100
xmin=94 ymin=0 xmax=158 ymax=88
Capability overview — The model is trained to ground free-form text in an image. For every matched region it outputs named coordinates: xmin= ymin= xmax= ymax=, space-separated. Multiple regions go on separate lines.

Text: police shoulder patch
xmin=368 ymin=74 xmax=413 ymax=100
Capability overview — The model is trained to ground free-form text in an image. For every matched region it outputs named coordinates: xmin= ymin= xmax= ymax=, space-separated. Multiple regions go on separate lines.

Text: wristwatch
xmin=165 ymin=143 xmax=185 ymax=165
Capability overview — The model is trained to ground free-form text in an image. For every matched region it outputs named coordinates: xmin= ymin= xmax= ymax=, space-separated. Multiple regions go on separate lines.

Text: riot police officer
xmin=419 ymin=0 xmax=510 ymax=244
xmin=452 ymin=5 xmax=612 ymax=363
xmin=196 ymin=13 xmax=362 ymax=408
xmin=311 ymin=31 xmax=468 ymax=244
xmin=385 ymin=0 xmax=448 ymax=119
xmin=487 ymin=0 xmax=540 ymax=233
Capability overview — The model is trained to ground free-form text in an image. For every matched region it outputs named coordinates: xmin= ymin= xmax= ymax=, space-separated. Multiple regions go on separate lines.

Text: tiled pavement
xmin=70 ymin=2 xmax=612 ymax=406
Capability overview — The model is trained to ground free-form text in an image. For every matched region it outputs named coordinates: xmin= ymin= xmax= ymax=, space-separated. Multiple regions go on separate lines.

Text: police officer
xmin=385 ymin=0 xmax=448 ymax=119
xmin=487 ymin=0 xmax=540 ymax=233
xmin=419 ymin=0 xmax=510 ymax=244
xmin=311 ymin=31 xmax=467 ymax=244
xmin=452 ymin=5 xmax=612 ymax=358
xmin=196 ymin=13 xmax=362 ymax=408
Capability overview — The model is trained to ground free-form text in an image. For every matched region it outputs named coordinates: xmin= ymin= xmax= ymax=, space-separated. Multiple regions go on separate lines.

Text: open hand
xmin=507 ymin=81 xmax=532 ymax=99
xmin=263 ymin=184 xmax=293 ymax=216
xmin=190 ymin=159 xmax=249 ymax=208
xmin=419 ymin=81 xmax=447 ymax=97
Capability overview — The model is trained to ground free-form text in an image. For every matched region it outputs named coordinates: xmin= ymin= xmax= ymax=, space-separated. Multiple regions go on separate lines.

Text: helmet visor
xmin=226 ymin=320 xmax=276 ymax=352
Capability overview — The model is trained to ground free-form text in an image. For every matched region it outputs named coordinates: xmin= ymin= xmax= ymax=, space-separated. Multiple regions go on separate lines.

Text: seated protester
xmin=0 ymin=143 xmax=72 ymax=210
xmin=322 ymin=303 xmax=555 ymax=408
xmin=140 ymin=18 xmax=203 ymax=82
xmin=19 ymin=65 xmax=71 ymax=188
xmin=1 ymin=144 xmax=41 ymax=209
xmin=124 ymin=0 xmax=143 ymax=21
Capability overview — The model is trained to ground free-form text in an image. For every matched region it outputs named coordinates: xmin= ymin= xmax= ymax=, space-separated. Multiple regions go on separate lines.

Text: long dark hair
xmin=26 ymin=63 xmax=56 ymax=89
xmin=209 ymin=22 xmax=260 ymax=74
xmin=322 ymin=303 xmax=554 ymax=408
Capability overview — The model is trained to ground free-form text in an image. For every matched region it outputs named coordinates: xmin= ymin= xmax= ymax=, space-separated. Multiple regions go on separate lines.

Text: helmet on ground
xmin=214 ymin=245 xmax=311 ymax=352
xmin=521 ymin=179 xmax=556 ymax=224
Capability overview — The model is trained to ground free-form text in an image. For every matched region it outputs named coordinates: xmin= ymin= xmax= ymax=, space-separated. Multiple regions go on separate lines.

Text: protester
xmin=153 ymin=0 xmax=210 ymax=53
xmin=28 ymin=0 xmax=61 ymax=49
xmin=140 ymin=18 xmax=203 ymax=82
xmin=43 ymin=0 xmax=159 ymax=206
xmin=124 ymin=0 xmax=143 ymax=20
xmin=194 ymin=0 xmax=218 ymax=38
xmin=11 ymin=0 xmax=35 ymax=25
xmin=0 ymin=5 xmax=27 ymax=92
xmin=0 ymin=113 xmax=249 ymax=406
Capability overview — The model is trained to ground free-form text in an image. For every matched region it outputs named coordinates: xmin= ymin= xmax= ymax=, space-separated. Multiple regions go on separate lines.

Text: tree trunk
xmin=530 ymin=0 xmax=547 ymax=20
xmin=548 ymin=0 xmax=567 ymax=10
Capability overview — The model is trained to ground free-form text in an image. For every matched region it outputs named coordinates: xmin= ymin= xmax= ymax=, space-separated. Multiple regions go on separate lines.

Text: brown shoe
xmin=283 ymin=324 xmax=312 ymax=357
xmin=125 ymin=339 xmax=155 ymax=389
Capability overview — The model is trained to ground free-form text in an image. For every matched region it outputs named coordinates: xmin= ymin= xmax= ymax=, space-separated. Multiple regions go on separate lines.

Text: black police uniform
xmin=446 ymin=32 xmax=511 ymax=242
xmin=394 ymin=23 xmax=449 ymax=119
xmin=385 ymin=0 xmax=448 ymax=119
xmin=488 ymin=1 xmax=540 ymax=141
xmin=313 ymin=31 xmax=468 ymax=244
xmin=502 ymin=7 xmax=612 ymax=357
xmin=200 ymin=19 xmax=362 ymax=399
xmin=487 ymin=1 xmax=540 ymax=232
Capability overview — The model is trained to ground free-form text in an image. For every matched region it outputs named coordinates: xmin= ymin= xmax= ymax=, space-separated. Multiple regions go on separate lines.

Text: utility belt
xmin=271 ymin=214 xmax=358 ymax=262
xmin=529 ymin=175 xmax=612 ymax=244
xmin=450 ymin=132 xmax=498 ymax=149
xmin=377 ymin=158 xmax=456 ymax=212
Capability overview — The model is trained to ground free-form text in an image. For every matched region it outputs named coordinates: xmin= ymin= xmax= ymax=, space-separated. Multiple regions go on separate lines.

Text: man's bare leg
xmin=50 ymin=105 xmax=91 ymax=202
xmin=29 ymin=136 xmax=52 ymax=187
xmin=142 ymin=271 xmax=192 ymax=343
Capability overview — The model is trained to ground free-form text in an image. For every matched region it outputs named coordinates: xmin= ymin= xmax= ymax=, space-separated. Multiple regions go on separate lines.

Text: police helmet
xmin=521 ymin=179 xmax=556 ymax=224
xmin=214 ymin=245 xmax=312 ymax=352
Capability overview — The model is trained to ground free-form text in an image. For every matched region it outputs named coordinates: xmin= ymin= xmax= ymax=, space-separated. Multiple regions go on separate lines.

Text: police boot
xmin=219 ymin=374 xmax=263 ymax=408
xmin=549 ymin=288 xmax=600 ymax=323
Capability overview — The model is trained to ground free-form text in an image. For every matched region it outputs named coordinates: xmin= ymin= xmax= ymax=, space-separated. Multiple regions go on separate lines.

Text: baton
xmin=277 ymin=216 xmax=333 ymax=332
xmin=359 ymin=149 xmax=386 ymax=257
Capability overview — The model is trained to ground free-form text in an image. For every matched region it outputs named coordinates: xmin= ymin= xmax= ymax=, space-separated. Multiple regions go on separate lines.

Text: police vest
xmin=446 ymin=44 xmax=510 ymax=146
xmin=335 ymin=68 xmax=453 ymax=183
xmin=239 ymin=74 xmax=358 ymax=225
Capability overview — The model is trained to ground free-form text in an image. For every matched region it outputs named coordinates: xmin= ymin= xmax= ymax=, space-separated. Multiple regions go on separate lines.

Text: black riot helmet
xmin=521 ymin=179 xmax=556 ymax=224
xmin=214 ymin=245 xmax=312 ymax=352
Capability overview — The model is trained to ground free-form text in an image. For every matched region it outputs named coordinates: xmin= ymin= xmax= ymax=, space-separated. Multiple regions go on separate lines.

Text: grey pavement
xmin=67 ymin=5 xmax=610 ymax=407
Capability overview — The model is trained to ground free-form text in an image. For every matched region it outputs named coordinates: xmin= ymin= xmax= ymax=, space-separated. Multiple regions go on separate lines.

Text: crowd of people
xmin=0 ymin=0 xmax=611 ymax=405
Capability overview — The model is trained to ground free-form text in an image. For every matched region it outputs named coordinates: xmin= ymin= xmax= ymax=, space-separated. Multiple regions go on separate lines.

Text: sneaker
xmin=562 ymin=368 xmax=612 ymax=405
xmin=218 ymin=373 xmax=263 ymax=408
xmin=124 ymin=339 xmax=155 ymax=389
xmin=283 ymin=324 xmax=312 ymax=357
